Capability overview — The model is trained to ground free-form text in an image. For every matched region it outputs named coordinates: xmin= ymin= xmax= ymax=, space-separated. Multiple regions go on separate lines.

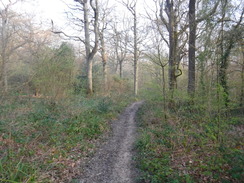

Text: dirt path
xmin=79 ymin=101 xmax=144 ymax=183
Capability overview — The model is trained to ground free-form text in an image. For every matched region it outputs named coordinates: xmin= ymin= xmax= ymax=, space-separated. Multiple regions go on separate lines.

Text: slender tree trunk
xmin=168 ymin=2 xmax=174 ymax=91
xmin=167 ymin=0 xmax=177 ymax=94
xmin=162 ymin=65 xmax=167 ymax=119
xmin=83 ymin=0 xmax=92 ymax=94
xmin=133 ymin=8 xmax=138 ymax=96
xmin=83 ymin=0 xmax=99 ymax=95
xmin=103 ymin=61 xmax=108 ymax=91
xmin=114 ymin=31 xmax=122 ymax=78
xmin=219 ymin=0 xmax=229 ymax=107
xmin=115 ymin=60 xmax=119 ymax=74
xmin=1 ymin=14 xmax=8 ymax=93
xmin=199 ymin=54 xmax=206 ymax=97
xmin=100 ymin=34 xmax=108 ymax=92
xmin=0 ymin=57 xmax=8 ymax=93
xmin=188 ymin=0 xmax=196 ymax=97
xmin=123 ymin=0 xmax=138 ymax=95
xmin=119 ymin=61 xmax=122 ymax=78
xmin=86 ymin=58 xmax=93 ymax=94
xmin=3 ymin=59 xmax=7 ymax=92
xmin=240 ymin=50 xmax=244 ymax=107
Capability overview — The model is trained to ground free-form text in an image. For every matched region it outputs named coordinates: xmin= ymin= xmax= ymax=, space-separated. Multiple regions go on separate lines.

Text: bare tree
xmin=82 ymin=0 xmax=99 ymax=94
xmin=0 ymin=0 xmax=29 ymax=93
xmin=188 ymin=0 xmax=220 ymax=97
xmin=218 ymin=0 xmax=243 ymax=107
xmin=54 ymin=0 xmax=99 ymax=95
xmin=144 ymin=30 xmax=168 ymax=118
xmin=158 ymin=0 xmax=188 ymax=98
xmin=111 ymin=20 xmax=129 ymax=78
xmin=98 ymin=1 xmax=112 ymax=93
xmin=122 ymin=0 xmax=139 ymax=95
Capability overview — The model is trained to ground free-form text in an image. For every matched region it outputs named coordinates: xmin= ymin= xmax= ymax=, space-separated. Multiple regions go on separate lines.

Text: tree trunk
xmin=83 ymin=0 xmax=92 ymax=94
xmin=199 ymin=52 xmax=206 ymax=97
xmin=100 ymin=34 xmax=108 ymax=92
xmin=133 ymin=7 xmax=138 ymax=96
xmin=1 ymin=9 xmax=8 ymax=93
xmin=83 ymin=0 xmax=99 ymax=95
xmin=103 ymin=60 xmax=108 ymax=91
xmin=162 ymin=65 xmax=167 ymax=120
xmin=219 ymin=0 xmax=229 ymax=107
xmin=119 ymin=61 xmax=122 ymax=78
xmin=3 ymin=59 xmax=7 ymax=93
xmin=86 ymin=57 xmax=93 ymax=94
xmin=240 ymin=50 xmax=244 ymax=107
xmin=0 ymin=57 xmax=8 ymax=93
xmin=167 ymin=0 xmax=177 ymax=94
xmin=188 ymin=0 xmax=196 ymax=96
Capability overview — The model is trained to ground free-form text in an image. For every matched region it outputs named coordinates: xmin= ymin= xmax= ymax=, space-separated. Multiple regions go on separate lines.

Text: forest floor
xmin=0 ymin=95 xmax=137 ymax=182
xmin=78 ymin=101 xmax=144 ymax=183
xmin=1 ymin=94 xmax=242 ymax=182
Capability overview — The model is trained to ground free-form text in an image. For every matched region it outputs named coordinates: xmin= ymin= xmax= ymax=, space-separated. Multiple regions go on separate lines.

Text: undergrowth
xmin=136 ymin=92 xmax=244 ymax=183
xmin=0 ymin=94 xmax=134 ymax=182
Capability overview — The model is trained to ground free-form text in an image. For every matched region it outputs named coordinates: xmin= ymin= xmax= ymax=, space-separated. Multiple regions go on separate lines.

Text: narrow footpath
xmin=79 ymin=101 xmax=144 ymax=183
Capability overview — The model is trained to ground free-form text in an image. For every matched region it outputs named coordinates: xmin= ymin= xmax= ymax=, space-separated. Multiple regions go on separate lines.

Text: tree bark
xmin=0 ymin=56 xmax=8 ymax=93
xmin=83 ymin=0 xmax=99 ymax=95
xmin=133 ymin=8 xmax=138 ymax=96
xmin=188 ymin=0 xmax=196 ymax=97
xmin=218 ymin=0 xmax=243 ymax=107
xmin=119 ymin=60 xmax=123 ymax=78
xmin=240 ymin=50 xmax=244 ymax=107
xmin=0 ymin=8 xmax=8 ymax=92
xmin=86 ymin=57 xmax=93 ymax=94
xmin=83 ymin=0 xmax=92 ymax=94
xmin=161 ymin=65 xmax=167 ymax=119
xmin=167 ymin=0 xmax=177 ymax=93
xmin=3 ymin=59 xmax=8 ymax=93
xmin=123 ymin=0 xmax=138 ymax=96
xmin=100 ymin=33 xmax=108 ymax=92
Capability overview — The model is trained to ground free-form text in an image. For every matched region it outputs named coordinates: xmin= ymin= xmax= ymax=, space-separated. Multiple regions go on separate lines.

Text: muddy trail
xmin=79 ymin=101 xmax=144 ymax=183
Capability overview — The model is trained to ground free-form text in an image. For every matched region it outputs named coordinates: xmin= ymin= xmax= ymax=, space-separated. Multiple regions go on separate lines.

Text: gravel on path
xmin=79 ymin=101 xmax=144 ymax=183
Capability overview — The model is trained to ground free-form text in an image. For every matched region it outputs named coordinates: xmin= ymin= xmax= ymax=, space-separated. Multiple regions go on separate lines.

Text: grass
xmin=0 ymin=94 xmax=134 ymax=182
xmin=135 ymin=94 xmax=244 ymax=183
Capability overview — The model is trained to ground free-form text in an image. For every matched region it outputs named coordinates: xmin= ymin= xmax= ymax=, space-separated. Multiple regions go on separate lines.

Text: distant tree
xmin=32 ymin=42 xmax=75 ymax=98
xmin=80 ymin=0 xmax=99 ymax=95
xmin=217 ymin=0 xmax=243 ymax=107
xmin=53 ymin=0 xmax=99 ymax=95
xmin=159 ymin=0 xmax=188 ymax=97
xmin=144 ymin=31 xmax=168 ymax=118
xmin=111 ymin=21 xmax=129 ymax=78
xmin=240 ymin=44 xmax=244 ymax=107
xmin=122 ymin=0 xmax=139 ymax=96
xmin=0 ymin=0 xmax=29 ymax=93
xmin=188 ymin=0 xmax=220 ymax=97
xmin=188 ymin=0 xmax=196 ymax=97
xmin=98 ymin=1 xmax=113 ymax=93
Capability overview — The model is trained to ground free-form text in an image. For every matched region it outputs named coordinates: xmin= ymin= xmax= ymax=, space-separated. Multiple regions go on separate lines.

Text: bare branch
xmin=52 ymin=30 xmax=85 ymax=43
xmin=196 ymin=0 xmax=220 ymax=23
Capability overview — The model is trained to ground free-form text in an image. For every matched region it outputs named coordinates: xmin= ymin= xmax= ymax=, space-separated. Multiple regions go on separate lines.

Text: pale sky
xmin=12 ymin=0 xmax=147 ymax=27
xmin=5 ymin=0 xmax=150 ymax=46
xmin=13 ymin=0 xmax=69 ymax=27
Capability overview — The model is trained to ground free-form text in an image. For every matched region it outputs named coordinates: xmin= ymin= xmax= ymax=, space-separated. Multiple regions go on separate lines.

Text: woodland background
xmin=0 ymin=0 xmax=243 ymax=182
